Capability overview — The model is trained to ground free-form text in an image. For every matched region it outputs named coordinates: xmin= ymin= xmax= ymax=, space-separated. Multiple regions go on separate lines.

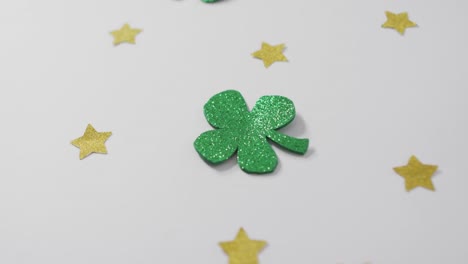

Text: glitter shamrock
xmin=194 ymin=90 xmax=309 ymax=174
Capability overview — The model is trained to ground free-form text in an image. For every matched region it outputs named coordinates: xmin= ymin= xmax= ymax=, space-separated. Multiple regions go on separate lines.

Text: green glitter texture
xmin=194 ymin=90 xmax=309 ymax=174
xmin=201 ymin=0 xmax=219 ymax=3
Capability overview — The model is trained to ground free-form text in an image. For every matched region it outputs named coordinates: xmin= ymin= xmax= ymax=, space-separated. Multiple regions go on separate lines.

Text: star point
xmin=252 ymin=42 xmax=288 ymax=68
xmin=382 ymin=11 xmax=417 ymax=35
xmin=110 ymin=23 xmax=142 ymax=45
xmin=219 ymin=228 xmax=267 ymax=264
xmin=393 ymin=155 xmax=438 ymax=191
xmin=71 ymin=124 xmax=112 ymax=160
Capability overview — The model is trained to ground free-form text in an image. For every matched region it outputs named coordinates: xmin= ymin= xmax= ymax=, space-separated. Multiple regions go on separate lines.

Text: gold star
xmin=382 ymin=11 xmax=417 ymax=35
xmin=71 ymin=124 xmax=112 ymax=160
xmin=219 ymin=228 xmax=267 ymax=264
xmin=393 ymin=156 xmax=438 ymax=191
xmin=110 ymin=23 xmax=142 ymax=45
xmin=252 ymin=42 xmax=288 ymax=68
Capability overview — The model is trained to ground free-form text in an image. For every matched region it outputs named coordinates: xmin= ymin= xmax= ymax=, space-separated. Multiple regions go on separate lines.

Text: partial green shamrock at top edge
xmin=194 ymin=90 xmax=309 ymax=174
xmin=201 ymin=0 xmax=219 ymax=2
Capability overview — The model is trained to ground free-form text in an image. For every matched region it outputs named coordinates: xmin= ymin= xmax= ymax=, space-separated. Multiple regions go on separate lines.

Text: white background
xmin=0 ymin=0 xmax=467 ymax=263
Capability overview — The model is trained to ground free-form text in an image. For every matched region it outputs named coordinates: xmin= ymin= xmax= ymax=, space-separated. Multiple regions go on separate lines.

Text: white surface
xmin=0 ymin=0 xmax=467 ymax=263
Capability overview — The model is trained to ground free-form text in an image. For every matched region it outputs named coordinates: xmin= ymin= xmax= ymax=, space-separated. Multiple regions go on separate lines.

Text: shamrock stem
xmin=266 ymin=130 xmax=309 ymax=154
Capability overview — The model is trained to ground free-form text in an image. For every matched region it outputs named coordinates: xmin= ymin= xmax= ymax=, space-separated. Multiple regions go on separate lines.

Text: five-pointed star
xmin=252 ymin=42 xmax=288 ymax=68
xmin=382 ymin=11 xmax=417 ymax=35
xmin=71 ymin=124 xmax=112 ymax=160
xmin=110 ymin=23 xmax=142 ymax=45
xmin=393 ymin=156 xmax=438 ymax=191
xmin=219 ymin=228 xmax=267 ymax=264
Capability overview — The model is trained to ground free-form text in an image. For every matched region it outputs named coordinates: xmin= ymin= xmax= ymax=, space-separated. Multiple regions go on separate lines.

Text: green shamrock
xmin=194 ymin=90 xmax=309 ymax=174
xmin=201 ymin=0 xmax=219 ymax=3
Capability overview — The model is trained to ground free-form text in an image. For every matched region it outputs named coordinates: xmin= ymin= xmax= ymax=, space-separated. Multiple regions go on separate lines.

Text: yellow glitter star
xmin=382 ymin=11 xmax=417 ymax=35
xmin=71 ymin=124 xmax=112 ymax=160
xmin=252 ymin=42 xmax=288 ymax=68
xmin=219 ymin=228 xmax=267 ymax=264
xmin=393 ymin=156 xmax=438 ymax=191
xmin=110 ymin=23 xmax=142 ymax=45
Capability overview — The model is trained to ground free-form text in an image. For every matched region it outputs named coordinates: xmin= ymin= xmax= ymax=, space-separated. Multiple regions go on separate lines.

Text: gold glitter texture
xmin=71 ymin=124 xmax=112 ymax=160
xmin=382 ymin=11 xmax=417 ymax=35
xmin=252 ymin=42 xmax=288 ymax=68
xmin=393 ymin=156 xmax=438 ymax=191
xmin=110 ymin=24 xmax=142 ymax=45
xmin=219 ymin=228 xmax=267 ymax=264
